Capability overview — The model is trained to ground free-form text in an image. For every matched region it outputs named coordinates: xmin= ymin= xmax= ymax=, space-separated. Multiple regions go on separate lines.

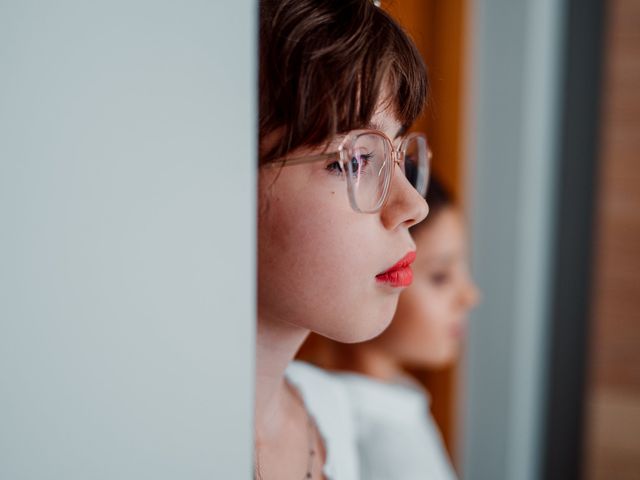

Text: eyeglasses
xmin=265 ymin=129 xmax=431 ymax=213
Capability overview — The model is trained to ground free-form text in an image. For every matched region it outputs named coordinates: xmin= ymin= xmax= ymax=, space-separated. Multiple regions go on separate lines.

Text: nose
xmin=379 ymin=164 xmax=429 ymax=230
xmin=461 ymin=277 xmax=482 ymax=309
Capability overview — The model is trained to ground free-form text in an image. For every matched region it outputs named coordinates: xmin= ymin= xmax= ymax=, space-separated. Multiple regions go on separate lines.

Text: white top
xmin=336 ymin=373 xmax=458 ymax=480
xmin=285 ymin=361 xmax=360 ymax=480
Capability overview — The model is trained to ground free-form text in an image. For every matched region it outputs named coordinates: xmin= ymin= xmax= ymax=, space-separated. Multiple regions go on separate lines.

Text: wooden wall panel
xmin=384 ymin=0 xmax=466 ymax=201
xmin=584 ymin=0 xmax=640 ymax=478
xmin=383 ymin=0 xmax=468 ymax=466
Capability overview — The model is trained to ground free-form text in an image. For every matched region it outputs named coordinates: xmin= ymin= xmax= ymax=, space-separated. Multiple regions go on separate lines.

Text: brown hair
xmin=259 ymin=0 xmax=428 ymax=165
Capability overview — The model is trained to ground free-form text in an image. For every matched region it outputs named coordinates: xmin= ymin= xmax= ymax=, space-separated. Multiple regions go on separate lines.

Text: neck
xmin=254 ymin=314 xmax=310 ymax=443
xmin=347 ymin=343 xmax=404 ymax=382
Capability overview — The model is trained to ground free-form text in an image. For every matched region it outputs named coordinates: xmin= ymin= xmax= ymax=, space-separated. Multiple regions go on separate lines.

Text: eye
xmin=325 ymin=153 xmax=374 ymax=177
xmin=430 ymin=271 xmax=450 ymax=286
xmin=349 ymin=152 xmax=374 ymax=176
xmin=326 ymin=161 xmax=345 ymax=175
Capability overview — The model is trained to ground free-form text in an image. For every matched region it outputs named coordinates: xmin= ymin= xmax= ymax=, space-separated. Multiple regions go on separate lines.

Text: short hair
xmin=259 ymin=0 xmax=429 ymax=165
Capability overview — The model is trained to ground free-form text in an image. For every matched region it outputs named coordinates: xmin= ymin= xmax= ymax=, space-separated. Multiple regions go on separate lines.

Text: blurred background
xmin=298 ymin=0 xmax=640 ymax=479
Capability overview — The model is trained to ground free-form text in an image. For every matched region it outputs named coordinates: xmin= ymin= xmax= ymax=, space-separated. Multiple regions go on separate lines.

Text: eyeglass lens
xmin=346 ymin=133 xmax=390 ymax=212
xmin=346 ymin=133 xmax=427 ymax=212
xmin=403 ymin=136 xmax=428 ymax=196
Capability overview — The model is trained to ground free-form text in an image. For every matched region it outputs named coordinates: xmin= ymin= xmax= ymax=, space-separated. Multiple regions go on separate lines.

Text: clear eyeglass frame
xmin=264 ymin=129 xmax=432 ymax=214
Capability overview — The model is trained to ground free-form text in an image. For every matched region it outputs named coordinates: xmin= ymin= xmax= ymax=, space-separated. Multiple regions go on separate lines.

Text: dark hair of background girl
xmin=412 ymin=174 xmax=453 ymax=231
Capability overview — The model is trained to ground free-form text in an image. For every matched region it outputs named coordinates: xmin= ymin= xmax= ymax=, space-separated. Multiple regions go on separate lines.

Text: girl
xmin=256 ymin=0 xmax=430 ymax=478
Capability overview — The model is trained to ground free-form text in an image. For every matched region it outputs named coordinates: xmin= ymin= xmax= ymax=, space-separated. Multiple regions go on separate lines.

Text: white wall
xmin=0 ymin=1 xmax=256 ymax=478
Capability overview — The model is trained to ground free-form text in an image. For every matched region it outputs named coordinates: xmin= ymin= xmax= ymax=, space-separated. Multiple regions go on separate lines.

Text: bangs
xmin=259 ymin=0 xmax=429 ymax=164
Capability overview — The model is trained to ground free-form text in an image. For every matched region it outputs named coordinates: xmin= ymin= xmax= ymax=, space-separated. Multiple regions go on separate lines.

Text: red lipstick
xmin=376 ymin=251 xmax=416 ymax=287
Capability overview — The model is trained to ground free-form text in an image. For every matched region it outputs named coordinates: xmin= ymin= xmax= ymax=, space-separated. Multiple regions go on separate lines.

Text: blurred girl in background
xmin=298 ymin=175 xmax=481 ymax=479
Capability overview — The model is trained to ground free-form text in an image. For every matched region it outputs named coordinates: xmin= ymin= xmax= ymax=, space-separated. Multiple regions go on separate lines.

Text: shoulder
xmin=287 ymin=360 xmax=347 ymax=392
xmin=286 ymin=361 xmax=359 ymax=480
xmin=286 ymin=361 xmax=354 ymax=427
xmin=333 ymin=373 xmax=458 ymax=480
xmin=335 ymin=372 xmax=429 ymax=423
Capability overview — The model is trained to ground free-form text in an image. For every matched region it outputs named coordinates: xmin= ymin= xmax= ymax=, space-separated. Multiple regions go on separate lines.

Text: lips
xmin=376 ymin=251 xmax=416 ymax=287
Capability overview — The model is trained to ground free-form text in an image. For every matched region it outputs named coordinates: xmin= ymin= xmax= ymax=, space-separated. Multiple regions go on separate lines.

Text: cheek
xmin=260 ymin=183 xmax=363 ymax=283
xmin=384 ymin=282 xmax=459 ymax=362
xmin=258 ymin=177 xmax=396 ymax=341
xmin=392 ymin=284 xmax=443 ymax=339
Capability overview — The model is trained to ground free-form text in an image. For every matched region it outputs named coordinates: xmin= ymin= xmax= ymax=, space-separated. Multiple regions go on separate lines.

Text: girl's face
xmin=258 ymin=107 xmax=429 ymax=343
xmin=374 ymin=207 xmax=481 ymax=367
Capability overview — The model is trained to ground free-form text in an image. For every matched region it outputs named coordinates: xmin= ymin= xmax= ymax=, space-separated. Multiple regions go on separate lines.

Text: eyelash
xmin=326 ymin=153 xmax=374 ymax=177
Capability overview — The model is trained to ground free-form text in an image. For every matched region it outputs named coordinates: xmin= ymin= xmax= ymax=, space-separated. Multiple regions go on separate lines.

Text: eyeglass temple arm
xmin=264 ymin=152 xmax=341 ymax=168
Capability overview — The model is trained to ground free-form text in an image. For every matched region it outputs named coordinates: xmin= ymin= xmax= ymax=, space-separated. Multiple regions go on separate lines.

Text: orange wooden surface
xmin=584 ymin=0 xmax=640 ymax=478
xmin=384 ymin=0 xmax=466 ymax=202
xmin=382 ymin=0 xmax=468 ymax=466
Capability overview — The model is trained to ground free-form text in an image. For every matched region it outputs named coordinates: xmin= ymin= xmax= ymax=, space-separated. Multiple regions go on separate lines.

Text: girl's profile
xmin=256 ymin=0 xmax=430 ymax=478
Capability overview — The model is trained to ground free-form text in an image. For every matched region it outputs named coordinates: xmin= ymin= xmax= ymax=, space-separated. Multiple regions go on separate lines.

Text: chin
xmin=428 ymin=357 xmax=457 ymax=370
xmin=323 ymin=310 xmax=395 ymax=344
xmin=404 ymin=343 xmax=458 ymax=370
xmin=426 ymin=348 xmax=460 ymax=369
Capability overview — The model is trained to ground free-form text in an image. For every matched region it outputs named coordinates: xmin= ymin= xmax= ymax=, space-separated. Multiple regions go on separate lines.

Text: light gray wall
xmin=462 ymin=0 xmax=565 ymax=479
xmin=0 ymin=1 xmax=256 ymax=479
